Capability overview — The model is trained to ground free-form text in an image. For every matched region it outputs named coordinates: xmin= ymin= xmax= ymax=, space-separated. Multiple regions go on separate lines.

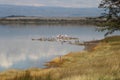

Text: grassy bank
xmin=0 ymin=36 xmax=120 ymax=80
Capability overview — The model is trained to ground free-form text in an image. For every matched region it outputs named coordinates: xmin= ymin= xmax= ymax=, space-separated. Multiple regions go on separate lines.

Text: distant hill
xmin=0 ymin=4 xmax=103 ymax=17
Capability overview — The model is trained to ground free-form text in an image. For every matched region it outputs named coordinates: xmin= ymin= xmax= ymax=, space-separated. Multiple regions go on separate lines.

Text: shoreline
xmin=0 ymin=16 xmax=105 ymax=25
xmin=0 ymin=39 xmax=101 ymax=71
xmin=45 ymin=39 xmax=101 ymax=68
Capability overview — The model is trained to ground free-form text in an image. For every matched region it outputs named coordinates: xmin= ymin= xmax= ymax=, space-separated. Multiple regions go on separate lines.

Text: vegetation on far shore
xmin=0 ymin=35 xmax=120 ymax=80
xmin=0 ymin=16 xmax=105 ymax=25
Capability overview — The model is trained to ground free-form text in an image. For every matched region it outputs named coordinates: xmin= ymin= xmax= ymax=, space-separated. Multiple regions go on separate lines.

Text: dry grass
xmin=0 ymin=36 xmax=120 ymax=80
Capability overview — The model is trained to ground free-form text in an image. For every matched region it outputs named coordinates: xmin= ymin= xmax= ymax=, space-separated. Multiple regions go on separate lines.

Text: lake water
xmin=0 ymin=24 xmax=119 ymax=71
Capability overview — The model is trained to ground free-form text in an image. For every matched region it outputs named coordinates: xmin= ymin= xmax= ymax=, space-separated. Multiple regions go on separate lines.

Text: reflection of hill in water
xmin=0 ymin=4 xmax=103 ymax=17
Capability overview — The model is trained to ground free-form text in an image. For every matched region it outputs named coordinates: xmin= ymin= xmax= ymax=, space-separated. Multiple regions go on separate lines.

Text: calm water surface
xmin=0 ymin=24 xmax=119 ymax=71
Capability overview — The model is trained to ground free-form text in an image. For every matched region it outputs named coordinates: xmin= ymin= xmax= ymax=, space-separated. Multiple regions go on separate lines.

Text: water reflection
xmin=0 ymin=39 xmax=83 ymax=71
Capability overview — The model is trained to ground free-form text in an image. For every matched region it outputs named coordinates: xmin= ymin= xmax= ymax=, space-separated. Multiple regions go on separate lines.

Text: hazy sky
xmin=0 ymin=0 xmax=101 ymax=8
